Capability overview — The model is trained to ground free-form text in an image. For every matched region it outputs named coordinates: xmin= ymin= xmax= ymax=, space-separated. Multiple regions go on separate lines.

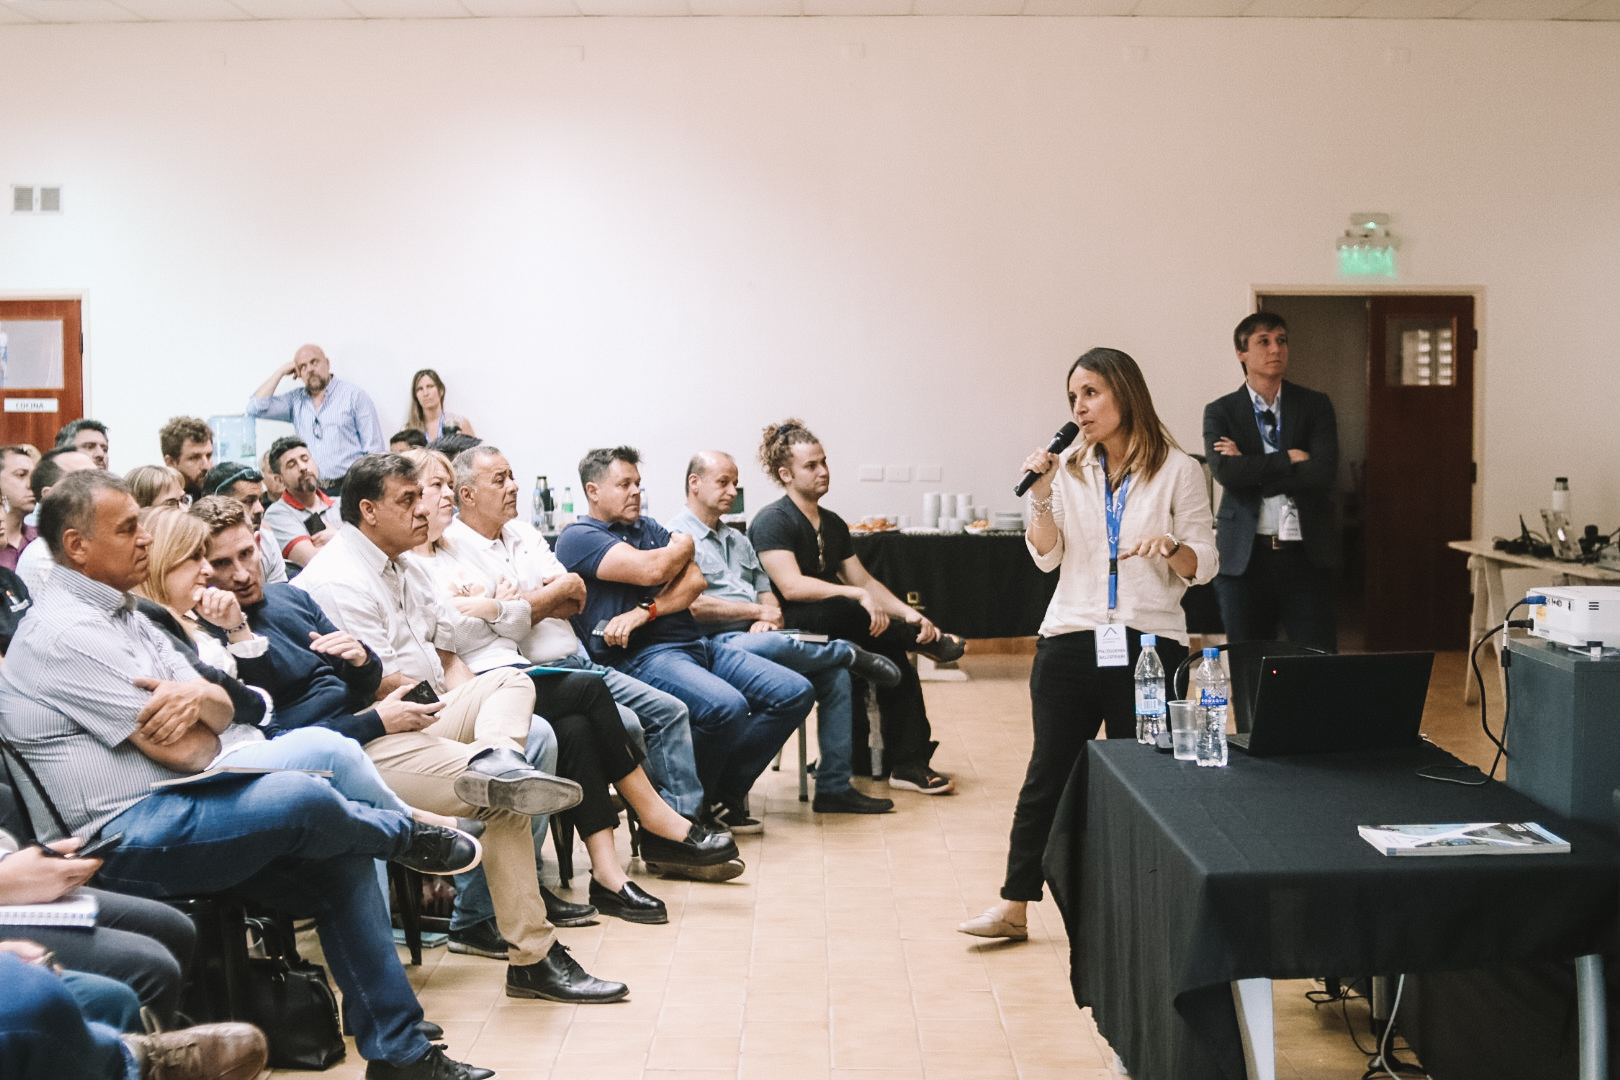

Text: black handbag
xmin=244 ymin=916 xmax=347 ymax=1071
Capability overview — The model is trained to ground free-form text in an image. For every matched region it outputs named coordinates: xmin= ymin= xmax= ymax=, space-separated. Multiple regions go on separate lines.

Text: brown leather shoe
xmin=123 ymin=1022 xmax=268 ymax=1080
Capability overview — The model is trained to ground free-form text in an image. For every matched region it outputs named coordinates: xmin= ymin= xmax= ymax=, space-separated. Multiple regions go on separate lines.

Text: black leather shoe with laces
xmin=541 ymin=886 xmax=598 ymax=927
xmin=453 ymin=747 xmax=583 ymax=817
xmin=846 ymin=644 xmax=903 ymax=688
xmin=447 ymin=918 xmax=509 ymax=960
xmin=506 ymin=941 xmax=630 ymax=1003
xmin=392 ymin=822 xmax=482 ymax=876
xmin=364 ymin=1043 xmax=493 ymax=1080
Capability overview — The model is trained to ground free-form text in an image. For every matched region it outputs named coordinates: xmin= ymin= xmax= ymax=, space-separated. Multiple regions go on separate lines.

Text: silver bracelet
xmin=1028 ymin=493 xmax=1054 ymax=517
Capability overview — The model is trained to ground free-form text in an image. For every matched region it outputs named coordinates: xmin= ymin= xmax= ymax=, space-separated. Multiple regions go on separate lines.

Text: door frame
xmin=0 ymin=289 xmax=93 ymax=418
xmin=1248 ymin=283 xmax=1486 ymax=544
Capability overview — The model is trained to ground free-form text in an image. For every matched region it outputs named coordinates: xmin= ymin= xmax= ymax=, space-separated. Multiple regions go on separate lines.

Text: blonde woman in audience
xmin=126 ymin=464 xmax=188 ymax=510
xmin=405 ymin=448 xmax=740 ymax=922
xmin=131 ymin=507 xmax=465 ymax=831
xmin=404 ymin=369 xmax=476 ymax=443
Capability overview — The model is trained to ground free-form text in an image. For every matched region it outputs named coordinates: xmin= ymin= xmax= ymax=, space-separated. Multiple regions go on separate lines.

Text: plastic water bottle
xmin=1133 ymin=635 xmax=1167 ymax=745
xmin=1192 ymin=648 xmax=1229 ymax=767
xmin=532 ymin=475 xmax=549 ymax=529
xmin=559 ymin=486 xmax=575 ymax=526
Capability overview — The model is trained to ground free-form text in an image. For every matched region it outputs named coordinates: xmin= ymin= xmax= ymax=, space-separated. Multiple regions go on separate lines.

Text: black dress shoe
xmin=453 ymin=818 xmax=485 ymax=839
xmin=416 ymin=1020 xmax=444 ymax=1040
xmin=506 ymin=942 xmax=629 ymax=1003
xmin=453 ymin=748 xmax=583 ymax=817
xmin=588 ymin=878 xmax=668 ymax=924
xmin=364 ymin=1043 xmax=492 ymax=1080
xmin=541 ymin=886 xmax=598 ymax=927
xmin=393 ymin=822 xmax=482 ymax=876
xmin=813 ymin=787 xmax=895 ymax=814
xmin=846 ymin=644 xmax=903 ymax=688
xmin=448 ymin=918 xmax=509 ymax=959
xmin=638 ymin=822 xmax=740 ymax=867
xmin=912 ymin=633 xmax=966 ymax=664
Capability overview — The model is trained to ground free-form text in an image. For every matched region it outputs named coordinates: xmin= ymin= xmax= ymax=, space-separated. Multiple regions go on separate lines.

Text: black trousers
xmin=1001 ymin=629 xmax=1189 ymax=902
xmin=0 ymin=887 xmax=197 ymax=1024
xmin=781 ymin=595 xmax=936 ymax=772
xmin=1213 ymin=542 xmax=1337 ymax=653
xmin=527 ymin=671 xmax=644 ymax=837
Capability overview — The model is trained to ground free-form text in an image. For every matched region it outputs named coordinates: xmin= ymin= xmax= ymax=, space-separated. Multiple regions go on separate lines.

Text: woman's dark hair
xmin=406 ymin=369 xmax=448 ymax=432
xmin=758 ymin=419 xmax=820 ymax=488
xmin=1065 ymin=348 xmax=1177 ymax=485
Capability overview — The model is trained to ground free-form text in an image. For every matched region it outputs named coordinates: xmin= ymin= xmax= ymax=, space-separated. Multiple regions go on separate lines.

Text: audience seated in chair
xmin=554 ymin=446 xmax=814 ymax=835
xmin=55 ymin=418 xmax=111 ymax=472
xmin=670 ymin=450 xmax=900 ymax=816
xmin=390 ymin=428 xmax=429 ymax=454
xmin=202 ymin=460 xmax=286 ymax=585
xmin=0 ymin=469 xmax=493 ymax=1080
xmin=156 ymin=418 xmax=214 ymax=505
xmin=126 ymin=465 xmax=189 ymax=511
xmin=261 ymin=436 xmax=343 ymax=569
xmin=0 ymin=445 xmax=38 ymax=571
xmin=750 ymin=420 xmax=962 ymax=795
xmin=14 ymin=447 xmax=95 ymax=595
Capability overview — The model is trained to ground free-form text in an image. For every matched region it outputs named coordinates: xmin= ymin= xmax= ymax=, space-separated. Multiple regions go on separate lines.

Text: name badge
xmin=1278 ymin=499 xmax=1304 ymax=542
xmin=1096 ymin=623 xmax=1129 ymax=668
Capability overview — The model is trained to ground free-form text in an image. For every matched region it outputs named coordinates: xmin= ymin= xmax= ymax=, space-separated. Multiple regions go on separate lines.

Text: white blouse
xmin=1027 ymin=444 xmax=1219 ymax=644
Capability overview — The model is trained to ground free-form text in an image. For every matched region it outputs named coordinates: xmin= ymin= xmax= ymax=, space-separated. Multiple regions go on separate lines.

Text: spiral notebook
xmin=0 ymin=891 xmax=99 ymax=927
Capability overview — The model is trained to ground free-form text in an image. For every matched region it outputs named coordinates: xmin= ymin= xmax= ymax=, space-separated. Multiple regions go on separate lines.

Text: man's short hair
xmin=579 ymin=447 xmax=640 ymax=489
xmin=203 ymin=460 xmax=264 ymax=498
xmin=428 ymin=432 xmax=481 ymax=459
xmin=267 ymin=436 xmax=308 ymax=476
xmin=341 ymin=453 xmax=419 ymax=527
xmin=31 ymin=447 xmax=86 ymax=503
xmin=389 ymin=428 xmax=428 ymax=450
xmin=1234 ymin=312 xmax=1288 ymax=354
xmin=55 ymin=418 xmax=108 ymax=449
xmin=158 ymin=417 xmax=213 ymax=462
xmin=451 ymin=445 xmax=503 ymax=506
xmin=190 ymin=494 xmax=249 ymax=538
xmin=40 ymin=470 xmax=127 ymax=558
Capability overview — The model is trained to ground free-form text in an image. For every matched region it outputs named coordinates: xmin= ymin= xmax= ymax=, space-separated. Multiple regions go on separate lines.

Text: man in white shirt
xmin=295 ymin=452 xmax=629 ymax=1004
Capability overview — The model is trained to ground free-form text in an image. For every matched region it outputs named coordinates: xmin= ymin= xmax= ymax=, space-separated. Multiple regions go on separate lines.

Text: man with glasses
xmin=54 ymin=418 xmax=110 ymax=470
xmin=204 ymin=460 xmax=288 ymax=585
xmin=262 ymin=436 xmax=344 ymax=570
xmin=157 ymin=417 xmax=215 ymax=504
xmin=1203 ymin=312 xmax=1340 ymax=653
xmin=247 ymin=345 xmax=384 ymax=496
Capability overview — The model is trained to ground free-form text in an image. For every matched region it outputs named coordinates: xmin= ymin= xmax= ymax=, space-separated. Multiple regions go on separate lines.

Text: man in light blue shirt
xmin=247 ymin=345 xmax=384 ymax=492
xmin=669 ymin=451 xmax=900 ymax=815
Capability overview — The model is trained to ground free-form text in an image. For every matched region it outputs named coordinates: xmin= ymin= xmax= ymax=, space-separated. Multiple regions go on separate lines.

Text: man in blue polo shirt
xmin=668 ymin=451 xmax=899 ymax=816
xmin=554 ymin=446 xmax=813 ymax=834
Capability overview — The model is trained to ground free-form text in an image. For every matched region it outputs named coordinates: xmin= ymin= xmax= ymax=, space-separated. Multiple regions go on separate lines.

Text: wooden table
xmin=1447 ymin=539 xmax=1620 ymax=703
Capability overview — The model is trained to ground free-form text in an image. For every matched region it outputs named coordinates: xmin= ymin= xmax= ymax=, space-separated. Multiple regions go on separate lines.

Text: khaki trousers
xmin=364 ymin=668 xmax=553 ymax=965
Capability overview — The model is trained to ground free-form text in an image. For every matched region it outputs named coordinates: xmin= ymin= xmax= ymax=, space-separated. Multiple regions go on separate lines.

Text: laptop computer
xmin=1228 ymin=652 xmax=1434 ymax=757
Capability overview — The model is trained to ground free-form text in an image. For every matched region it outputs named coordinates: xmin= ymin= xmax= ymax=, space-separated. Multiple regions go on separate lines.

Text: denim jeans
xmin=620 ymin=640 xmax=814 ymax=807
xmin=62 ymin=971 xmax=143 ymax=1034
xmin=548 ymin=646 xmax=704 ymax=817
xmin=0 ymin=954 xmax=135 ymax=1080
xmin=93 ymin=772 xmax=429 ymax=1067
xmin=712 ymin=632 xmax=855 ymax=794
xmin=216 ymin=726 xmax=413 ymax=815
xmin=451 ymin=715 xmax=558 ymax=932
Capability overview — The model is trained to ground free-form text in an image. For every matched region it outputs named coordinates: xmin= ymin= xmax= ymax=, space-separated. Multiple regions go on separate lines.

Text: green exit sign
xmin=1339 ymin=245 xmax=1397 ymax=277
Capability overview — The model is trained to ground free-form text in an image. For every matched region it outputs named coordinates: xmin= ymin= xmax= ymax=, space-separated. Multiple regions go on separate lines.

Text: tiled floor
xmin=284 ymin=648 xmax=1498 ymax=1079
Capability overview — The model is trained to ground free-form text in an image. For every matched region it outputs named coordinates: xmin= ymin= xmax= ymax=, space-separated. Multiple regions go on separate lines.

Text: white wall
xmin=1 ymin=15 xmax=1617 ymax=536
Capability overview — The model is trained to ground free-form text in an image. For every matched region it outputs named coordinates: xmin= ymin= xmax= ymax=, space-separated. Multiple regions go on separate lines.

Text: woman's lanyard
xmin=1098 ymin=449 xmax=1131 ymax=613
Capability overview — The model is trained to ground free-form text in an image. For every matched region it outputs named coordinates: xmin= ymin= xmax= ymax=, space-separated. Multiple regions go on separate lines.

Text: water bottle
xmin=1192 ymin=648 xmax=1229 ymax=767
xmin=559 ymin=486 xmax=575 ymax=526
xmin=532 ymin=475 xmax=549 ymax=528
xmin=1133 ymin=634 xmax=1167 ymax=745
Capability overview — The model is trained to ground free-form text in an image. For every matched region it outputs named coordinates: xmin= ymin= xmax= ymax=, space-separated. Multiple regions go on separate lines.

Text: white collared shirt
xmin=1026 ymin=444 xmax=1219 ymax=644
xmin=1246 ymin=383 xmax=1290 ymax=537
xmin=438 ymin=517 xmax=584 ymax=665
xmin=291 ymin=524 xmax=459 ymax=690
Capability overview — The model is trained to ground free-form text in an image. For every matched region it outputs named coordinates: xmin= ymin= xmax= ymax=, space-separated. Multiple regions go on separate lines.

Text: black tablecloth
xmin=851 ymin=531 xmax=1222 ymax=639
xmin=1044 ymin=741 xmax=1620 ymax=1080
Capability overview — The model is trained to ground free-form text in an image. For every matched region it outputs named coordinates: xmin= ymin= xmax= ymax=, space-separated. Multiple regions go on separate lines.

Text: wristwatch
xmin=637 ymin=599 xmax=658 ymax=621
xmin=1165 ymin=533 xmax=1182 ymax=556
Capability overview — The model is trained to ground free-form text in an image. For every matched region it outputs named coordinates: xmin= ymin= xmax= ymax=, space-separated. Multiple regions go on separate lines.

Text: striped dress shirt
xmin=0 ymin=565 xmax=200 ymax=839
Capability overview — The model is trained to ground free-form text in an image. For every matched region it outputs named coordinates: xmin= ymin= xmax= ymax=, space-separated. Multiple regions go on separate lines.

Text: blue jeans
xmin=619 ymin=640 xmax=814 ymax=807
xmin=712 ymin=632 xmax=856 ymax=794
xmin=217 ymin=726 xmax=412 ymax=815
xmin=0 ymin=955 xmax=136 ymax=1080
xmin=548 ymin=646 xmax=703 ymax=817
xmin=451 ymin=716 xmax=558 ymax=932
xmin=93 ymin=772 xmax=429 ymax=1067
xmin=62 ymin=971 xmax=143 ymax=1034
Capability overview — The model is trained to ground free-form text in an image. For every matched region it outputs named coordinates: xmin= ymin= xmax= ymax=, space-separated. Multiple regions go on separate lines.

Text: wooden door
xmin=0 ymin=299 xmax=83 ymax=451
xmin=1364 ymin=295 xmax=1475 ymax=650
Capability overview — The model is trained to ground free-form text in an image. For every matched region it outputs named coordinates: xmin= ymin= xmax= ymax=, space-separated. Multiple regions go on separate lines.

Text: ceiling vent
xmin=11 ymin=186 xmax=32 ymax=213
xmin=10 ymin=186 xmax=61 ymax=213
xmin=38 ymin=187 xmax=61 ymax=213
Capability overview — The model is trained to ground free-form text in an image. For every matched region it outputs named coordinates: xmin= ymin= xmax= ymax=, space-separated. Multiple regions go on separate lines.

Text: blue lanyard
xmin=1098 ymin=449 xmax=1131 ymax=613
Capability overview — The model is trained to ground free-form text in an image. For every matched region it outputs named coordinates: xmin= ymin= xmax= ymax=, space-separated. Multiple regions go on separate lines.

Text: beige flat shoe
xmin=957 ymin=908 xmax=1029 ymax=940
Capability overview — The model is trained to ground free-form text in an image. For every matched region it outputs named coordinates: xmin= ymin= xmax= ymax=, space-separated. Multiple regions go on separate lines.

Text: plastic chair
xmin=1173 ymin=640 xmax=1327 ymax=734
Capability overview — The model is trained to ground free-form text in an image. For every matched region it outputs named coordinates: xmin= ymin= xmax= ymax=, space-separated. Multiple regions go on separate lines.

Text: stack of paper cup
xmin=922 ymin=493 xmax=941 ymax=528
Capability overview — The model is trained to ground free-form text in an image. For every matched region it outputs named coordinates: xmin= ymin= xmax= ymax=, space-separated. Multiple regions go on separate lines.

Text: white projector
xmin=1530 ymin=586 xmax=1620 ymax=649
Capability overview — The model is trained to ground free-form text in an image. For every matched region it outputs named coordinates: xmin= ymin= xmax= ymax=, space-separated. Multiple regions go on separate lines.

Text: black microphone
xmin=1013 ymin=422 xmax=1081 ymax=497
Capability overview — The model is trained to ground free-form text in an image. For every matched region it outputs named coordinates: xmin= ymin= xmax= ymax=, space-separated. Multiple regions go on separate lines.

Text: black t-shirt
xmin=748 ymin=496 xmax=854 ymax=600
xmin=0 ymin=567 xmax=31 ymax=656
xmin=554 ymin=514 xmax=701 ymax=665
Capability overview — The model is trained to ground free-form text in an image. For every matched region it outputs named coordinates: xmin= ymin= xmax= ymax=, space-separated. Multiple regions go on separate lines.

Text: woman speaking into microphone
xmin=959 ymin=347 xmax=1218 ymax=941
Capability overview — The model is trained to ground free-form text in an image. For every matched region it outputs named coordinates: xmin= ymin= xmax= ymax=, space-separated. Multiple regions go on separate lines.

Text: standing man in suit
xmin=1203 ymin=312 xmax=1340 ymax=652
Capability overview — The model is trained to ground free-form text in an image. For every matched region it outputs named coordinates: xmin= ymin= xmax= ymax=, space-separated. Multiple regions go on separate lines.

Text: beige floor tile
xmin=645 ymin=1034 xmax=742 ymax=1070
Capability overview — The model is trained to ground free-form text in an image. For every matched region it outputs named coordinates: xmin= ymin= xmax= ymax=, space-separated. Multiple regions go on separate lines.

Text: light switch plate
xmin=859 ymin=465 xmax=884 ymax=482
xmin=886 ymin=466 xmax=911 ymax=483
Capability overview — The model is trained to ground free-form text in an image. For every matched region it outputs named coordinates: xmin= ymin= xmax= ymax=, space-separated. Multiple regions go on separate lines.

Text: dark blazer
xmin=134 ymin=597 xmax=268 ymax=729
xmin=1202 ymin=379 xmax=1339 ymax=576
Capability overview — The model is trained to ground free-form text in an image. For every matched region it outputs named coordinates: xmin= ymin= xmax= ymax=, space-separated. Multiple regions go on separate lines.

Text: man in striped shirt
xmin=0 ymin=470 xmax=492 ymax=1080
